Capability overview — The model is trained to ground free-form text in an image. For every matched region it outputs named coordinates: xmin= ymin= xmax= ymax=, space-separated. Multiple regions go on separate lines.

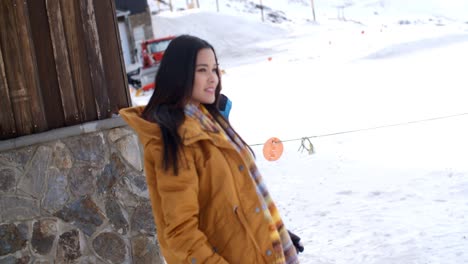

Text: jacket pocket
xmin=202 ymin=205 xmax=258 ymax=263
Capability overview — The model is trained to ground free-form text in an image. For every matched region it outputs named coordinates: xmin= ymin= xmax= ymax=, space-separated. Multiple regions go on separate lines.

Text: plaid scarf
xmin=185 ymin=104 xmax=299 ymax=264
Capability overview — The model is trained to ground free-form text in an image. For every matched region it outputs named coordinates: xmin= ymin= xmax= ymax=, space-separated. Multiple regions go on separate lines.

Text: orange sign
xmin=262 ymin=137 xmax=283 ymax=161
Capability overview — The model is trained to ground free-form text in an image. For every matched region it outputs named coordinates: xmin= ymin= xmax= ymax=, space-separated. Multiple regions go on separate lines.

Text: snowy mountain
xmin=149 ymin=0 xmax=468 ymax=24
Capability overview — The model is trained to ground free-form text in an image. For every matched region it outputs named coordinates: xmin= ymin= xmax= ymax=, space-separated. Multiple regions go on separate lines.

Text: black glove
xmin=288 ymin=230 xmax=304 ymax=253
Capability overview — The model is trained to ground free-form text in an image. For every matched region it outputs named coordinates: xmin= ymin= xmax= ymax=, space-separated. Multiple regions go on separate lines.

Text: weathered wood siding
xmin=0 ymin=0 xmax=130 ymax=140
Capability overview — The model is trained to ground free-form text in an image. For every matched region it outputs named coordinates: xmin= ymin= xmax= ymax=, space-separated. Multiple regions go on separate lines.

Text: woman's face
xmin=191 ymin=48 xmax=219 ymax=105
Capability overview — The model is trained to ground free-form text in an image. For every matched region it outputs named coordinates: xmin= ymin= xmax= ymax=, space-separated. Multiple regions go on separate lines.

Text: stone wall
xmin=0 ymin=120 xmax=164 ymax=264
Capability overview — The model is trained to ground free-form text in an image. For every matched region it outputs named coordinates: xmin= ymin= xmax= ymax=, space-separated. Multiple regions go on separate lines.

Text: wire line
xmin=249 ymin=112 xmax=468 ymax=146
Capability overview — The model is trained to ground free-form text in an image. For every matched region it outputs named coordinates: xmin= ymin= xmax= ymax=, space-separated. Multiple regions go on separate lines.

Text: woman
xmin=120 ymin=35 xmax=300 ymax=264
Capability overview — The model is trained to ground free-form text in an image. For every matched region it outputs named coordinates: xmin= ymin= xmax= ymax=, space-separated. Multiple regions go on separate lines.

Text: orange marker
xmin=262 ymin=137 xmax=283 ymax=161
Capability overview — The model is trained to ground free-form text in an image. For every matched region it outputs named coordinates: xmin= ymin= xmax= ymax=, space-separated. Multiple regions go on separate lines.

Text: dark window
xmin=115 ymin=0 xmax=148 ymax=15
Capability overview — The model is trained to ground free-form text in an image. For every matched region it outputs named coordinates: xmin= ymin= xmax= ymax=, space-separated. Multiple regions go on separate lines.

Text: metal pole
xmin=216 ymin=0 xmax=219 ymax=12
xmin=310 ymin=0 xmax=316 ymax=21
xmin=259 ymin=0 xmax=264 ymax=22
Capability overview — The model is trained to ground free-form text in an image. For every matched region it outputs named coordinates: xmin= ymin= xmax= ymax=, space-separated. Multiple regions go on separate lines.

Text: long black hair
xmin=142 ymin=35 xmax=251 ymax=175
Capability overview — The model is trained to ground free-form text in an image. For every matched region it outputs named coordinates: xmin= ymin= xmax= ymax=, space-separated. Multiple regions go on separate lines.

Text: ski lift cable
xmin=248 ymin=111 xmax=468 ymax=147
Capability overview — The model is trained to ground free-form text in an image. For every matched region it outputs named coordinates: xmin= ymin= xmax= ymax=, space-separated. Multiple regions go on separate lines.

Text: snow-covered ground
xmin=135 ymin=1 xmax=468 ymax=263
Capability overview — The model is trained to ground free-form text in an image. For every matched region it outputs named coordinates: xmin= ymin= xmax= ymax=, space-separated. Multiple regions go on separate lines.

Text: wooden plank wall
xmin=0 ymin=0 xmax=130 ymax=140
xmin=0 ymin=39 xmax=16 ymax=139
xmin=94 ymin=0 xmax=129 ymax=115
xmin=0 ymin=0 xmax=46 ymax=137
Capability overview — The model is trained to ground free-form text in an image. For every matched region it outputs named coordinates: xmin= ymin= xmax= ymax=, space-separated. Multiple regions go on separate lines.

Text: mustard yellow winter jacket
xmin=119 ymin=106 xmax=278 ymax=264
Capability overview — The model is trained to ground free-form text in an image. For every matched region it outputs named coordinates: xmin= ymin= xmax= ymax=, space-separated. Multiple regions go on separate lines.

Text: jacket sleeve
xmin=153 ymin=147 xmax=229 ymax=264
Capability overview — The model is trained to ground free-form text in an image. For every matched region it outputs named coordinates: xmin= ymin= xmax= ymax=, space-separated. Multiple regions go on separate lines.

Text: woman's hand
xmin=288 ymin=230 xmax=304 ymax=253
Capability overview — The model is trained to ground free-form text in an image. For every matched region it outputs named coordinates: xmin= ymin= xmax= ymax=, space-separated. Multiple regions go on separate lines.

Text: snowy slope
xmin=149 ymin=0 xmax=468 ymax=24
xmin=151 ymin=11 xmax=286 ymax=66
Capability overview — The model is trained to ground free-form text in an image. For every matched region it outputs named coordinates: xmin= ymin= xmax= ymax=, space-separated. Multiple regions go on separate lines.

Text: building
xmin=0 ymin=1 xmax=163 ymax=262
xmin=115 ymin=0 xmax=155 ymax=65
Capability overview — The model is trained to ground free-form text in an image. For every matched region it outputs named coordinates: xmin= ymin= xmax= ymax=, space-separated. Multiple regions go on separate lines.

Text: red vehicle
xmin=127 ymin=36 xmax=176 ymax=91
xmin=141 ymin=36 xmax=176 ymax=69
